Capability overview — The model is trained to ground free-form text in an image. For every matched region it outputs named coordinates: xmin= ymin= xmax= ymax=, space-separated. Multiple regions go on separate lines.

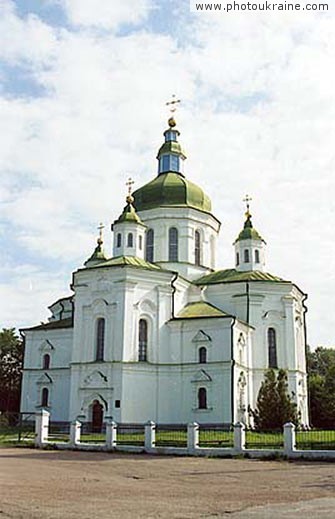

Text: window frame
xmin=96 ymin=318 xmax=105 ymax=362
xmin=145 ymin=229 xmax=154 ymax=262
xmin=138 ymin=318 xmax=148 ymax=362
xmin=168 ymin=227 xmax=179 ymax=262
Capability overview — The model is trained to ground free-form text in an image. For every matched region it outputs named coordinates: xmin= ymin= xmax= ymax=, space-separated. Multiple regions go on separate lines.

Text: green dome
xmin=133 ymin=172 xmax=212 ymax=213
xmin=234 ymin=215 xmax=265 ymax=243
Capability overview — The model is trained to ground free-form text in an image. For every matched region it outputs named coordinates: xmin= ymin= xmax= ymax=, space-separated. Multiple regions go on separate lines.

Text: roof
xmin=22 ymin=317 xmax=73 ymax=331
xmin=114 ymin=200 xmax=144 ymax=225
xmin=195 ymin=269 xmax=289 ymax=285
xmin=175 ymin=301 xmax=231 ymax=319
xmin=133 ymin=172 xmax=212 ymax=213
xmin=234 ymin=214 xmax=265 ymax=243
xmin=86 ymin=255 xmax=161 ymax=271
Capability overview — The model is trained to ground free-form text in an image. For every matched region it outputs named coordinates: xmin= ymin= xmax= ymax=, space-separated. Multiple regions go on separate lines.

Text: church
xmin=20 ymin=113 xmax=309 ymax=428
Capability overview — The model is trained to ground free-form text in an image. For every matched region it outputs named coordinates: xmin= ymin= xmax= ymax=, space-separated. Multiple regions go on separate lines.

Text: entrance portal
xmin=92 ymin=400 xmax=103 ymax=432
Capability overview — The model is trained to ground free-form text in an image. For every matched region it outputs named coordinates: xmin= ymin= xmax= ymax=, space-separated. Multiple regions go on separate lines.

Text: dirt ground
xmin=0 ymin=448 xmax=335 ymax=518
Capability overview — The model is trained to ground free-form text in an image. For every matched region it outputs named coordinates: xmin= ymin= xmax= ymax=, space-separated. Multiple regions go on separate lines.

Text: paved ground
xmin=0 ymin=448 xmax=335 ymax=518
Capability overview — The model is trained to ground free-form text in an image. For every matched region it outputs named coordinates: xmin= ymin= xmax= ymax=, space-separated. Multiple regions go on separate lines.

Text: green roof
xmin=157 ymin=141 xmax=186 ymax=159
xmin=234 ymin=215 xmax=265 ymax=243
xmin=176 ymin=301 xmax=230 ymax=319
xmin=84 ymin=243 xmax=107 ymax=266
xmin=133 ymin=172 xmax=212 ymax=213
xmin=114 ymin=200 xmax=144 ymax=225
xmin=22 ymin=317 xmax=73 ymax=331
xmin=86 ymin=255 xmax=161 ymax=271
xmin=195 ymin=269 xmax=289 ymax=285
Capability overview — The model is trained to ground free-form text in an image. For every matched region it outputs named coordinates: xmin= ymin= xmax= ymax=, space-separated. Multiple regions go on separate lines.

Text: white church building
xmin=20 ymin=115 xmax=309 ymax=428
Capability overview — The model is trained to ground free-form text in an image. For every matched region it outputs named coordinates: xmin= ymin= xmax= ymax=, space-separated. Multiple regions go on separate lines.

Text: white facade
xmin=20 ymin=119 xmax=309 ymax=427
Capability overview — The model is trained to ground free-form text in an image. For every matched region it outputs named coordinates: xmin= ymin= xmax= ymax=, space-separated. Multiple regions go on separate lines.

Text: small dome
xmin=133 ymin=172 xmax=212 ymax=213
xmin=234 ymin=214 xmax=265 ymax=243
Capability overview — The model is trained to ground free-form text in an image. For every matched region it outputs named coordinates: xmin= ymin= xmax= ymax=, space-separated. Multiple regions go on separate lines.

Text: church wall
xmin=20 ymin=328 xmax=73 ymax=420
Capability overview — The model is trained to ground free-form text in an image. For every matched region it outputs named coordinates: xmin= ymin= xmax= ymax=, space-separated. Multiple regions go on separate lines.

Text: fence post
xmin=234 ymin=422 xmax=245 ymax=453
xmin=105 ymin=419 xmax=117 ymax=449
xmin=187 ymin=422 xmax=199 ymax=452
xmin=35 ymin=409 xmax=50 ymax=447
xmin=145 ymin=421 xmax=156 ymax=451
xmin=70 ymin=420 xmax=82 ymax=446
xmin=283 ymin=422 xmax=296 ymax=455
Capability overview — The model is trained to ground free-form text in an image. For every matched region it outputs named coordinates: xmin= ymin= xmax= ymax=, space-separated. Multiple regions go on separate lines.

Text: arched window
xmin=236 ymin=252 xmax=240 ymax=266
xmin=146 ymin=229 xmax=154 ymax=262
xmin=169 ymin=227 xmax=178 ymax=261
xmin=198 ymin=387 xmax=207 ymax=409
xmin=199 ymin=347 xmax=207 ymax=364
xmin=195 ymin=230 xmax=201 ymax=266
xmin=268 ymin=328 xmax=278 ymax=368
xmin=255 ymin=249 xmax=260 ymax=263
xmin=127 ymin=233 xmax=133 ymax=247
xmin=139 ymin=235 xmax=143 ymax=250
xmin=244 ymin=249 xmax=250 ymax=263
xmin=138 ymin=319 xmax=148 ymax=362
xmin=96 ymin=318 xmax=105 ymax=361
xmin=43 ymin=354 xmax=50 ymax=370
xmin=41 ymin=387 xmax=49 ymax=407
xmin=117 ymin=233 xmax=122 ymax=248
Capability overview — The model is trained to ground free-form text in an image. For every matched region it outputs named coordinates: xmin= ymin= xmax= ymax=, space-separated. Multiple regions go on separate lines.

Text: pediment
xmin=191 ymin=369 xmax=212 ymax=383
xmin=39 ymin=339 xmax=54 ymax=352
xmin=36 ymin=373 xmax=53 ymax=385
xmin=82 ymin=370 xmax=108 ymax=388
xmin=138 ymin=298 xmax=156 ymax=314
xmin=192 ymin=330 xmax=212 ymax=343
xmin=262 ymin=310 xmax=285 ymax=320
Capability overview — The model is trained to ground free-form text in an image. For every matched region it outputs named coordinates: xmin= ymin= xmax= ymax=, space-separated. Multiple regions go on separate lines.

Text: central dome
xmin=133 ymin=172 xmax=212 ymax=213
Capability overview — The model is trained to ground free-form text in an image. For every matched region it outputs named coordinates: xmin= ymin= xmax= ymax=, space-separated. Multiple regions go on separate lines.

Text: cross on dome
xmin=97 ymin=222 xmax=104 ymax=245
xmin=243 ymin=194 xmax=252 ymax=218
xmin=166 ymin=95 xmax=181 ymax=128
xmin=126 ymin=177 xmax=135 ymax=204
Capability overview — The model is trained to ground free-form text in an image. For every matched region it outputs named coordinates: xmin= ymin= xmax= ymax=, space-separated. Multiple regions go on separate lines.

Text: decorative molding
xmin=39 ymin=339 xmax=55 ymax=352
xmin=36 ymin=373 xmax=53 ymax=385
xmin=82 ymin=370 xmax=108 ymax=388
xmin=192 ymin=330 xmax=212 ymax=343
xmin=191 ymin=369 xmax=212 ymax=383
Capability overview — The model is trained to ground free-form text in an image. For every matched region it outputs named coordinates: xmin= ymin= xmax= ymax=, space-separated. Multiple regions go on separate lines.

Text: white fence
xmin=34 ymin=410 xmax=335 ymax=460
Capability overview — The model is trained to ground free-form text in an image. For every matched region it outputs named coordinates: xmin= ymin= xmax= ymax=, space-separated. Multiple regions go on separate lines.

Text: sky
xmin=0 ymin=0 xmax=334 ymax=348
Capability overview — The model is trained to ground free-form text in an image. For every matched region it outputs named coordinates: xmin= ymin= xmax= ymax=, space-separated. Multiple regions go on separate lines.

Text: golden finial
xmin=243 ymin=194 xmax=252 ymax=219
xmin=126 ymin=177 xmax=135 ymax=204
xmin=97 ymin=222 xmax=104 ymax=246
xmin=166 ymin=94 xmax=181 ymax=127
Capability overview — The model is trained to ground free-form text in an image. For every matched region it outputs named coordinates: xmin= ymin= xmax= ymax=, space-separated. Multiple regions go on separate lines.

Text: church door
xmin=92 ymin=400 xmax=103 ymax=433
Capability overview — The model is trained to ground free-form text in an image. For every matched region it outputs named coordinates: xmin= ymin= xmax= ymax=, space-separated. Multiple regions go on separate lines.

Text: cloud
xmin=0 ymin=2 xmax=335 ymax=347
xmin=55 ymin=0 xmax=155 ymax=29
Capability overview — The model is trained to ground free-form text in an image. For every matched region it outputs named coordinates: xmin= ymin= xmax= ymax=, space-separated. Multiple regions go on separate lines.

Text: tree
xmin=0 ymin=328 xmax=24 ymax=413
xmin=250 ymin=369 xmax=299 ymax=430
xmin=307 ymin=346 xmax=335 ymax=428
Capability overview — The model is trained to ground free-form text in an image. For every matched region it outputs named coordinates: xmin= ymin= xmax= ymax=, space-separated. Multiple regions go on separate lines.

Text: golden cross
xmin=166 ymin=94 xmax=181 ymax=114
xmin=97 ymin=222 xmax=104 ymax=243
xmin=243 ymin=194 xmax=252 ymax=213
xmin=126 ymin=177 xmax=135 ymax=195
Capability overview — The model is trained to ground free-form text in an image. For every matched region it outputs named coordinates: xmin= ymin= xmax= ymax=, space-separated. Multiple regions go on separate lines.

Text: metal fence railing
xmin=198 ymin=424 xmax=234 ymax=448
xmin=296 ymin=430 xmax=335 ymax=450
xmin=155 ymin=424 xmax=187 ymax=447
xmin=245 ymin=429 xmax=283 ymax=450
xmin=116 ymin=424 xmax=145 ymax=446
xmin=80 ymin=422 xmax=106 ymax=444
xmin=0 ymin=412 xmax=35 ymax=444
xmin=48 ymin=422 xmax=71 ymax=443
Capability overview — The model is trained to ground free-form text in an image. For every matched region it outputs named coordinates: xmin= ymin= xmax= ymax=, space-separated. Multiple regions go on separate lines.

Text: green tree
xmin=250 ymin=369 xmax=299 ymax=430
xmin=0 ymin=328 xmax=24 ymax=412
xmin=307 ymin=346 xmax=335 ymax=428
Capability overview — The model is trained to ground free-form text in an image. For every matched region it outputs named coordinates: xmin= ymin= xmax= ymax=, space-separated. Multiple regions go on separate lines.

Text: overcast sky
xmin=0 ymin=0 xmax=334 ymax=348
